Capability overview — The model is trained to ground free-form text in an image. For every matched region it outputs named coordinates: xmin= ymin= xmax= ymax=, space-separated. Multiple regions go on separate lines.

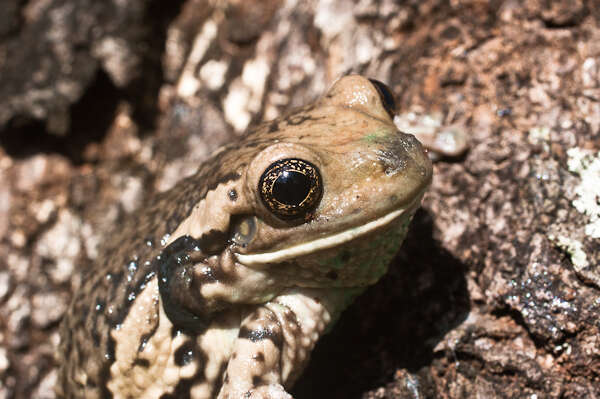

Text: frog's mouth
xmin=234 ymin=193 xmax=424 ymax=266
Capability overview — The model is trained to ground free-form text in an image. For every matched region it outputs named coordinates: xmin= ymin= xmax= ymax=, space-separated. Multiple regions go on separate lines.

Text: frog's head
xmin=233 ymin=75 xmax=432 ymax=286
xmin=167 ymin=76 xmax=432 ymax=291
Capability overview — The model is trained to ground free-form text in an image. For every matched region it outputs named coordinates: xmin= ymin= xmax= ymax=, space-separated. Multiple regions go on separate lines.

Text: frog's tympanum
xmin=58 ymin=76 xmax=433 ymax=399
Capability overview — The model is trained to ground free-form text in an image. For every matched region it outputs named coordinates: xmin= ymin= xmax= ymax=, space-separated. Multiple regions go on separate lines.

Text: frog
xmin=57 ymin=75 xmax=433 ymax=399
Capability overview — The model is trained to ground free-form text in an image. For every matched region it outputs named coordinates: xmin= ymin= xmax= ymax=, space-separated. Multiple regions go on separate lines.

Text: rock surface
xmin=1 ymin=0 xmax=599 ymax=398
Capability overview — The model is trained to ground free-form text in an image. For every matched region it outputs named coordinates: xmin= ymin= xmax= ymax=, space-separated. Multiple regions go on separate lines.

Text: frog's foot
xmin=217 ymin=289 xmax=338 ymax=399
xmin=217 ymin=383 xmax=292 ymax=399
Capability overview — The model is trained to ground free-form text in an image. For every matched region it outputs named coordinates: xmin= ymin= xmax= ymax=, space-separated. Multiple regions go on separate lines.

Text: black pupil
xmin=273 ymin=170 xmax=311 ymax=205
xmin=258 ymin=157 xmax=322 ymax=220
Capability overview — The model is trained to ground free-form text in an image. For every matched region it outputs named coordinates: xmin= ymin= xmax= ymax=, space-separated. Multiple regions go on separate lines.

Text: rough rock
xmin=1 ymin=0 xmax=599 ymax=398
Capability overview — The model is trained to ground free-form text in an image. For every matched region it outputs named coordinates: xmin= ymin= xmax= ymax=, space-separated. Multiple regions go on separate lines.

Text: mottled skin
xmin=58 ymin=76 xmax=433 ymax=398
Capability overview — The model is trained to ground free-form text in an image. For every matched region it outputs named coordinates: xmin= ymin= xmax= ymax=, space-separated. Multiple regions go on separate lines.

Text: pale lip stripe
xmin=235 ymin=195 xmax=421 ymax=266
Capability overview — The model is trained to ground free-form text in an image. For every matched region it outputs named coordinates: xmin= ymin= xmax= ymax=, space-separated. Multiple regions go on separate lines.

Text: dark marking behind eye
xmin=196 ymin=229 xmax=229 ymax=255
xmin=206 ymin=172 xmax=241 ymax=193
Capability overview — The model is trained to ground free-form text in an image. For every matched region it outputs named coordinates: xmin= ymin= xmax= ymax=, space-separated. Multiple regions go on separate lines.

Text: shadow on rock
xmin=293 ymin=208 xmax=470 ymax=398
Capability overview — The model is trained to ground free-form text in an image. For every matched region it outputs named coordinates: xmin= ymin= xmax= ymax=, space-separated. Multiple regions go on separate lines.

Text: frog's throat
xmin=235 ymin=194 xmax=423 ymax=266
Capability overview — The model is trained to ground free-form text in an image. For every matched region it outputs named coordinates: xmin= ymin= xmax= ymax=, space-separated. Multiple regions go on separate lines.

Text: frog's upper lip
xmin=234 ymin=191 xmax=424 ymax=266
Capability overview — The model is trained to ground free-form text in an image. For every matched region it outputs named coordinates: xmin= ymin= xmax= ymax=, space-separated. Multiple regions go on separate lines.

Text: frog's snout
xmin=376 ymin=132 xmax=431 ymax=179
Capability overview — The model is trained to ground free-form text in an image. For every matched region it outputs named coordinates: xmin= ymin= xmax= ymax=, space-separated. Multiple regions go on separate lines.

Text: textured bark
xmin=1 ymin=0 xmax=599 ymax=398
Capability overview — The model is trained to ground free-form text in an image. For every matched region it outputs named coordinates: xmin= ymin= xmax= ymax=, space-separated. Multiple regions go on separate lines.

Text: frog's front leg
xmin=218 ymin=288 xmax=346 ymax=399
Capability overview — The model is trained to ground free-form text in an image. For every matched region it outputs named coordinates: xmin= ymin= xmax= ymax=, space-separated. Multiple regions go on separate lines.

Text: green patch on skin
xmin=318 ymin=215 xmax=413 ymax=285
xmin=362 ymin=218 xmax=411 ymax=280
xmin=318 ymin=249 xmax=348 ymax=270
xmin=362 ymin=133 xmax=380 ymax=143
xmin=362 ymin=127 xmax=393 ymax=143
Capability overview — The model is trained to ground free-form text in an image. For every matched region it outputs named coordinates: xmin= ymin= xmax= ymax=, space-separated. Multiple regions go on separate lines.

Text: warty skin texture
xmin=58 ymin=75 xmax=432 ymax=399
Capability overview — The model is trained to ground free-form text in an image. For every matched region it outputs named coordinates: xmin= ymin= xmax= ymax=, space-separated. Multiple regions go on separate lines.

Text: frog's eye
xmin=259 ymin=158 xmax=322 ymax=220
xmin=369 ymin=79 xmax=397 ymax=119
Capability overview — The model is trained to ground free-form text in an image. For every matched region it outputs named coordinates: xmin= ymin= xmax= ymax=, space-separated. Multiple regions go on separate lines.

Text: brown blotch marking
xmin=133 ymin=358 xmax=150 ymax=368
xmin=98 ymin=334 xmax=116 ymax=398
xmin=228 ymin=189 xmax=238 ymax=202
xmin=267 ymin=120 xmax=279 ymax=133
xmin=282 ymin=308 xmax=301 ymax=338
xmin=242 ymin=141 xmax=262 ymax=149
xmin=284 ymin=114 xmax=313 ymax=126
xmin=174 ymin=340 xmax=196 ymax=367
xmin=283 ymin=308 xmax=297 ymax=324
xmin=212 ymin=361 xmax=229 ymax=397
xmin=238 ymin=324 xmax=283 ymax=349
xmin=63 ymin=145 xmax=254 ymax=396
xmin=171 ymin=326 xmax=181 ymax=338
xmin=340 ymin=250 xmax=352 ymax=262
xmin=197 ymin=229 xmax=229 ymax=255
xmin=161 ymin=340 xmax=207 ymax=398
xmin=84 ymin=374 xmax=98 ymax=387
xmin=252 ymin=375 xmax=263 ymax=387
xmin=252 ymin=351 xmax=264 ymax=362
xmin=106 ymin=271 xmax=124 ymax=295
xmin=91 ymin=318 xmax=102 ymax=346
xmin=326 ymin=270 xmax=338 ymax=280
xmin=194 ymin=264 xmax=219 ymax=285
xmin=137 ymin=311 xmax=159 ymax=353
xmin=206 ymin=172 xmax=241 ymax=193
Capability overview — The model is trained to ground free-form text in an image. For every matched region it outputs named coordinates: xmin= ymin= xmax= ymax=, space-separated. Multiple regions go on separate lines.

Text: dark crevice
xmin=0 ymin=0 xmax=186 ymax=163
xmin=69 ymin=69 xmax=121 ymax=161
xmin=293 ymin=209 xmax=471 ymax=398
xmin=0 ymin=0 xmax=27 ymax=38
xmin=489 ymin=305 xmax=578 ymax=351
xmin=0 ymin=69 xmax=119 ymax=164
xmin=542 ymin=18 xmax=583 ymax=30
xmin=127 ymin=0 xmax=186 ymax=133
